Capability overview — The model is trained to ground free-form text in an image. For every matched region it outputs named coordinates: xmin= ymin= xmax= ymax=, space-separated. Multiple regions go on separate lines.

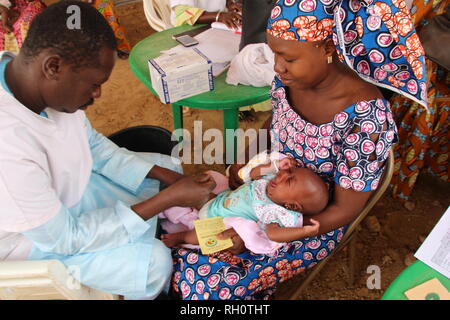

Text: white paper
xmin=162 ymin=28 xmax=240 ymax=76
xmin=415 ymin=206 xmax=450 ymax=278
xmin=211 ymin=22 xmax=242 ymax=34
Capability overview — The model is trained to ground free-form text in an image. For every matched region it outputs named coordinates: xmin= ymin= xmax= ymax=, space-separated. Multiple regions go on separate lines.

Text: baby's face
xmin=266 ymin=167 xmax=308 ymax=208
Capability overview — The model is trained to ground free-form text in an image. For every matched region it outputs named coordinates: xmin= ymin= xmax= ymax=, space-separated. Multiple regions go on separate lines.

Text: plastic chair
xmin=108 ymin=125 xmax=177 ymax=156
xmin=143 ymin=0 xmax=173 ymax=32
xmin=0 ymin=260 xmax=118 ymax=300
xmin=289 ymin=149 xmax=395 ymax=300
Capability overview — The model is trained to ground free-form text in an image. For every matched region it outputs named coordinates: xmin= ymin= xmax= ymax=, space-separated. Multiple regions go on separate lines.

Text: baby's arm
xmin=249 ymin=162 xmax=277 ymax=180
xmin=265 ymin=219 xmax=320 ymax=242
xmin=161 ymin=229 xmax=199 ymax=247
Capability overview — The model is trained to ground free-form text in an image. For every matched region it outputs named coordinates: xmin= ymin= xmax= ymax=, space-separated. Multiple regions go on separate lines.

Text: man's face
xmin=44 ymin=46 xmax=116 ymax=113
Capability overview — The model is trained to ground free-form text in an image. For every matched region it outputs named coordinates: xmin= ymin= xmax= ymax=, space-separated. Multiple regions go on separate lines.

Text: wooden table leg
xmin=223 ymin=108 xmax=239 ymax=164
xmin=172 ymin=103 xmax=183 ymax=142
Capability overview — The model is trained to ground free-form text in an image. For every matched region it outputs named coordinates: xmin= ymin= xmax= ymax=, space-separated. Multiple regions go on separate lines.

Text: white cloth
xmin=238 ymin=150 xmax=287 ymax=183
xmin=169 ymin=0 xmax=226 ymax=11
xmin=226 ymin=43 xmax=275 ymax=87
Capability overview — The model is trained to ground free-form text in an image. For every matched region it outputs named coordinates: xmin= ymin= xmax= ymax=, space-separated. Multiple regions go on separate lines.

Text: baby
xmin=161 ymin=151 xmax=328 ymax=253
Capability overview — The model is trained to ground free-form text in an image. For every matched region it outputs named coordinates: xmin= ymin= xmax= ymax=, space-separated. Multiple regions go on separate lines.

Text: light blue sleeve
xmin=86 ymin=119 xmax=154 ymax=195
xmin=23 ymin=200 xmax=152 ymax=255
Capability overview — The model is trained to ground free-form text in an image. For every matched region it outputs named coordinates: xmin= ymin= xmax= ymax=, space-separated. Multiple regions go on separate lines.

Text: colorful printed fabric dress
xmin=0 ymin=0 xmax=46 ymax=53
xmin=170 ymin=76 xmax=398 ymax=300
xmin=86 ymin=0 xmax=131 ymax=55
xmin=389 ymin=0 xmax=450 ymax=202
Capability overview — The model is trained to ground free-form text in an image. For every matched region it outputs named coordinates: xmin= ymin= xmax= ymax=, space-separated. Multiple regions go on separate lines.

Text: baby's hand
xmin=302 ymin=219 xmax=320 ymax=238
xmin=277 ymin=158 xmax=297 ymax=170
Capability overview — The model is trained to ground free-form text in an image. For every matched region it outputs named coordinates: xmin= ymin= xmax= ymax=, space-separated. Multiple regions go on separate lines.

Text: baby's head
xmin=266 ymin=167 xmax=328 ymax=215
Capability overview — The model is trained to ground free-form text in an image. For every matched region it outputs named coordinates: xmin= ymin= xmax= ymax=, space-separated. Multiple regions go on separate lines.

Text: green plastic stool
xmin=382 ymin=260 xmax=450 ymax=300
xmin=129 ymin=25 xmax=270 ymax=163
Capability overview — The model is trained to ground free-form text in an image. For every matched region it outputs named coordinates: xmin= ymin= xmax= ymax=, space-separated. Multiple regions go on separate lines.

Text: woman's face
xmin=267 ymin=33 xmax=329 ymax=90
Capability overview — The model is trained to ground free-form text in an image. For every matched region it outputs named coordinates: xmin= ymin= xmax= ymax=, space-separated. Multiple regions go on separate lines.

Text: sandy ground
xmin=85 ymin=2 xmax=450 ymax=300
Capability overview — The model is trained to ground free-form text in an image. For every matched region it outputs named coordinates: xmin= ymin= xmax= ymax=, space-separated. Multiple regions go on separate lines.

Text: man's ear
xmin=42 ymin=55 xmax=64 ymax=80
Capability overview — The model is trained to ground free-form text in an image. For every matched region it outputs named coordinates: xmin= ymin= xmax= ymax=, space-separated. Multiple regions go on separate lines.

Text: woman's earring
xmin=327 ymin=56 xmax=333 ymax=64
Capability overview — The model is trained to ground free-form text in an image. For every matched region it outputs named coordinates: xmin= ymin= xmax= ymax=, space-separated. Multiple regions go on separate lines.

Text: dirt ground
xmin=85 ymin=2 xmax=450 ymax=300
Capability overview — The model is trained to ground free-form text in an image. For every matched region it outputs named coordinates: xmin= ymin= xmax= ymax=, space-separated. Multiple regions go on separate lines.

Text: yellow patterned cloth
xmin=390 ymin=0 xmax=450 ymax=202
xmin=173 ymin=5 xmax=205 ymax=26
xmin=85 ymin=0 xmax=131 ymax=54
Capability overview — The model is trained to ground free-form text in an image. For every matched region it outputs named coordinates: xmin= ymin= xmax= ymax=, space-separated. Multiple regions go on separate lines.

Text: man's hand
xmin=168 ymin=173 xmax=217 ymax=210
xmin=217 ymin=228 xmax=246 ymax=255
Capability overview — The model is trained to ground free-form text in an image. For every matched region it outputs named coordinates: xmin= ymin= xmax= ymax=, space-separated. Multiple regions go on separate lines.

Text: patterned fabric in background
xmin=0 ymin=0 xmax=46 ymax=53
xmin=86 ymin=0 xmax=131 ymax=55
xmin=172 ymin=226 xmax=346 ymax=300
xmin=267 ymin=0 xmax=428 ymax=109
xmin=390 ymin=0 xmax=450 ymax=202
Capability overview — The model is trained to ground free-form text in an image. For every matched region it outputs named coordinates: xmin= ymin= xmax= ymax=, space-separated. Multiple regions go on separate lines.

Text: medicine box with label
xmin=148 ymin=48 xmax=214 ymax=104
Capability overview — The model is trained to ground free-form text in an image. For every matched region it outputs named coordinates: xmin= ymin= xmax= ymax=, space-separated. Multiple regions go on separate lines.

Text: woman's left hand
xmin=217 ymin=228 xmax=246 ymax=255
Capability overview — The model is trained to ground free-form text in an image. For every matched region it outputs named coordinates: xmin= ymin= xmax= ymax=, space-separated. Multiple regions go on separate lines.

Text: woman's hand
xmin=217 ymin=228 xmax=246 ymax=255
xmin=228 ymin=163 xmax=245 ymax=189
xmin=218 ymin=11 xmax=242 ymax=30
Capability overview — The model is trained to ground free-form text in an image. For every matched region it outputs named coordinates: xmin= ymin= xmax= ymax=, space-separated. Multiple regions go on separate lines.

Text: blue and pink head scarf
xmin=267 ymin=0 xmax=428 ymax=108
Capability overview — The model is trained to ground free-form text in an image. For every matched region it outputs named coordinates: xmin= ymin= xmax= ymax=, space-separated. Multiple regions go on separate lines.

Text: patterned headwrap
xmin=267 ymin=0 xmax=428 ymax=108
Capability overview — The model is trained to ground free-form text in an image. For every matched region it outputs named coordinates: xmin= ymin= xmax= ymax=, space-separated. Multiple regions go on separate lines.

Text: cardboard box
xmin=148 ymin=48 xmax=214 ymax=104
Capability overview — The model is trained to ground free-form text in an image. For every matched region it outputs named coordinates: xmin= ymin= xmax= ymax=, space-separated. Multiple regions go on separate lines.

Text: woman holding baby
xmin=170 ymin=0 xmax=428 ymax=299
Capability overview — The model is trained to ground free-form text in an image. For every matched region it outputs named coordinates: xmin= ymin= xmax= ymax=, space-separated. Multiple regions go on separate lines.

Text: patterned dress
xmin=389 ymin=0 xmax=450 ymax=202
xmin=170 ymin=77 xmax=398 ymax=300
xmin=86 ymin=0 xmax=131 ymax=55
xmin=0 ymin=0 xmax=46 ymax=53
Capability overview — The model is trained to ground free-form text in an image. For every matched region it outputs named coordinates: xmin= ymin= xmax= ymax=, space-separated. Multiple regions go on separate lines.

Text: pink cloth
xmin=223 ymin=217 xmax=283 ymax=256
xmin=160 ymin=170 xmax=283 ymax=255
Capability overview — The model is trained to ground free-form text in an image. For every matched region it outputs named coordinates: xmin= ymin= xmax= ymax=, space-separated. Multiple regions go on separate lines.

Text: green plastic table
xmin=129 ymin=25 xmax=270 ymax=163
xmin=382 ymin=261 xmax=450 ymax=300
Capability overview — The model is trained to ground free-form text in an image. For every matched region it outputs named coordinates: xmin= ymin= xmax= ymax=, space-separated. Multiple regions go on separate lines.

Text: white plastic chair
xmin=143 ymin=0 xmax=173 ymax=32
xmin=0 ymin=260 xmax=118 ymax=300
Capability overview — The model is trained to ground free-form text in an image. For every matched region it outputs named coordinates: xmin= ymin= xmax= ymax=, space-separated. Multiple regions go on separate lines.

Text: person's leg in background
xmin=85 ymin=0 xmax=131 ymax=59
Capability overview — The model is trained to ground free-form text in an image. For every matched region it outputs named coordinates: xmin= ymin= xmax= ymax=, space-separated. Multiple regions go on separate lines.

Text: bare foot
xmin=161 ymin=233 xmax=185 ymax=248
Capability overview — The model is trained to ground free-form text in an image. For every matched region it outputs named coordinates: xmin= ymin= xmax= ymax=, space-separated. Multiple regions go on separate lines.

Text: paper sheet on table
xmin=162 ymin=28 xmax=241 ymax=76
xmin=194 ymin=217 xmax=233 ymax=255
xmin=415 ymin=206 xmax=450 ymax=278
xmin=211 ymin=22 xmax=242 ymax=34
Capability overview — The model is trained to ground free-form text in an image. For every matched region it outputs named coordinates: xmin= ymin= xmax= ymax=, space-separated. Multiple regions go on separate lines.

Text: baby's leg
xmin=161 ymin=230 xmax=199 ymax=247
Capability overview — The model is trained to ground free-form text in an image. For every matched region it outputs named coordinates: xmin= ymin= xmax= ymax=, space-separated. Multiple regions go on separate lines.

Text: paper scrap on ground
xmin=404 ymin=278 xmax=450 ymax=300
xmin=194 ymin=217 xmax=233 ymax=255
xmin=415 ymin=206 xmax=450 ymax=278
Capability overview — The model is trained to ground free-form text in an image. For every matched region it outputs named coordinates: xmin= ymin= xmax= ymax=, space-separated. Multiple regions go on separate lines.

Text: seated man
xmin=0 ymin=1 xmax=215 ymax=299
